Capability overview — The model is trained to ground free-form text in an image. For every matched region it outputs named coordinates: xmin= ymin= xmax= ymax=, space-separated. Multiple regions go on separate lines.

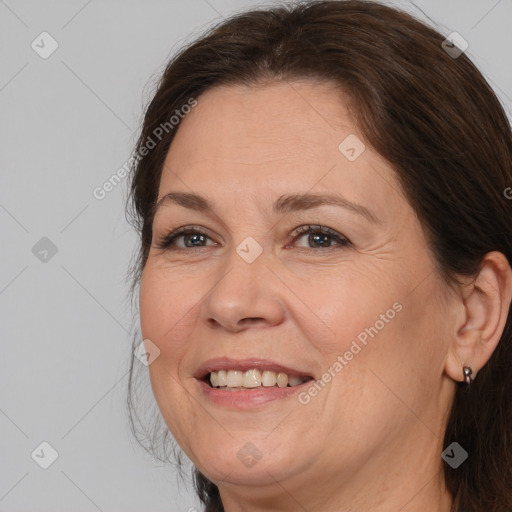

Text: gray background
xmin=1 ymin=0 xmax=511 ymax=511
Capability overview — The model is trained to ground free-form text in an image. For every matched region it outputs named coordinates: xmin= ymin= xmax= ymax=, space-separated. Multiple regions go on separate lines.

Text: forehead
xmin=165 ymin=80 xmax=350 ymax=166
xmin=158 ymin=81 xmax=403 ymax=219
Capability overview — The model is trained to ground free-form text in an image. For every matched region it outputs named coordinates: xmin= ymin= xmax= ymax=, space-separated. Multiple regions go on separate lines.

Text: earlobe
xmin=444 ymin=251 xmax=512 ymax=384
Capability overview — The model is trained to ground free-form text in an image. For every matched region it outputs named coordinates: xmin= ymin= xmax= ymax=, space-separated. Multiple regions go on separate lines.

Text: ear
xmin=445 ymin=251 xmax=512 ymax=383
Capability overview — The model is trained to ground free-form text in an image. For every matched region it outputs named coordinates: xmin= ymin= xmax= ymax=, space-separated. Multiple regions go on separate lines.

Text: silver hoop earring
xmin=463 ymin=366 xmax=473 ymax=386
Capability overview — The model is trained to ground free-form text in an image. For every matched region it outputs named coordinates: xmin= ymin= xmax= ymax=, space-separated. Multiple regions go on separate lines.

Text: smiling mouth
xmin=204 ymin=369 xmax=314 ymax=390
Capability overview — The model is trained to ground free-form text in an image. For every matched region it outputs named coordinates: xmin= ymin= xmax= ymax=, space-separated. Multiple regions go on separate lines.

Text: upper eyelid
xmin=156 ymin=224 xmax=344 ymax=236
xmin=158 ymin=224 xmax=343 ymax=239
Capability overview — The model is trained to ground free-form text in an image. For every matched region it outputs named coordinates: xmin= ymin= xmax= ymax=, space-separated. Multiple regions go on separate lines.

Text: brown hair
xmin=126 ymin=1 xmax=512 ymax=510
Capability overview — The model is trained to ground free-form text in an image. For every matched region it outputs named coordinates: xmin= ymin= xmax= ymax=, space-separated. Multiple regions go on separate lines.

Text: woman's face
xmin=139 ymin=81 xmax=458 ymax=505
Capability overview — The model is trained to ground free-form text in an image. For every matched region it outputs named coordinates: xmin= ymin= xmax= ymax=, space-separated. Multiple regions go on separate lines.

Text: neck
xmin=220 ymin=470 xmax=454 ymax=512
xmin=218 ymin=430 xmax=455 ymax=512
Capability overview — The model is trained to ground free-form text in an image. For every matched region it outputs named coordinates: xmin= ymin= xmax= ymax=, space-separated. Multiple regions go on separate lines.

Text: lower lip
xmin=197 ymin=379 xmax=311 ymax=409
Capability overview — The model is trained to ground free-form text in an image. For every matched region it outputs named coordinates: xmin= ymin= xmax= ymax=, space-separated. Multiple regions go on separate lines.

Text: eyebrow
xmin=154 ymin=191 xmax=380 ymax=224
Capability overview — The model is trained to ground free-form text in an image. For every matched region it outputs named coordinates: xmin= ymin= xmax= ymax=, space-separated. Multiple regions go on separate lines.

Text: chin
xmin=199 ymin=457 xmax=292 ymax=487
xmin=190 ymin=435 xmax=306 ymax=487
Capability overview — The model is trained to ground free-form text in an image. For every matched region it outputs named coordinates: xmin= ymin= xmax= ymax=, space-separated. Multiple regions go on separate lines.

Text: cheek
xmin=139 ymin=270 xmax=202 ymax=442
xmin=335 ymin=275 xmax=449 ymax=407
xmin=301 ymin=263 xmax=401 ymax=358
xmin=305 ymin=257 xmax=443 ymax=400
xmin=139 ymin=267 xmax=195 ymax=366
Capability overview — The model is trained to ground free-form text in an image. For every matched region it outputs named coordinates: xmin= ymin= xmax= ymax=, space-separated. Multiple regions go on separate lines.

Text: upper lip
xmin=194 ymin=357 xmax=314 ymax=380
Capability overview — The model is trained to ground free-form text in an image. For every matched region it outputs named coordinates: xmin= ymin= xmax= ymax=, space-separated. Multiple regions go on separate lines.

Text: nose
xmin=200 ymin=245 xmax=286 ymax=332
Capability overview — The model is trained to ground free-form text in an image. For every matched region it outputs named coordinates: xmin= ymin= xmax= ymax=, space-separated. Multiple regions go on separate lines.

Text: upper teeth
xmin=209 ymin=369 xmax=309 ymax=389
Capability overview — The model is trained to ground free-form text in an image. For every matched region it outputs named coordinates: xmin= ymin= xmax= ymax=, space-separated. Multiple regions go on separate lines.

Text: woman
xmin=126 ymin=1 xmax=512 ymax=510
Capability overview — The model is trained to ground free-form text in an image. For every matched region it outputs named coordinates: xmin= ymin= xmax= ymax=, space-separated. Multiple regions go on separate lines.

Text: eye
xmin=154 ymin=225 xmax=216 ymax=252
xmin=289 ymin=224 xmax=351 ymax=250
xmin=154 ymin=224 xmax=351 ymax=253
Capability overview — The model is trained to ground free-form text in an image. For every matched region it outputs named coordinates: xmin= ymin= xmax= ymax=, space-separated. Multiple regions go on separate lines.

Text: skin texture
xmin=139 ymin=80 xmax=512 ymax=511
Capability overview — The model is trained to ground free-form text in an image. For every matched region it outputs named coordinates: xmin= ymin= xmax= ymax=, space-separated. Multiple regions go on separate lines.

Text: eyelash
xmin=154 ymin=224 xmax=351 ymax=253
